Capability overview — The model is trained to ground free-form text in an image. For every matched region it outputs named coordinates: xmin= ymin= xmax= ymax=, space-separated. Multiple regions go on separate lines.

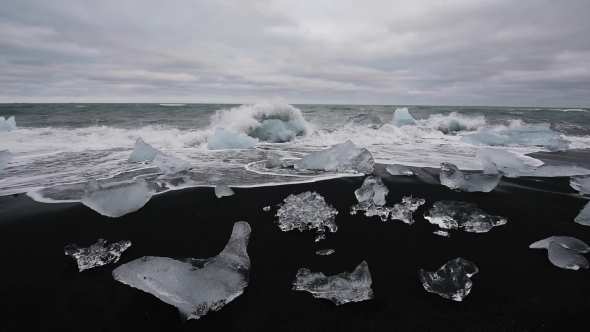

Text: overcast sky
xmin=1 ymin=0 xmax=589 ymax=106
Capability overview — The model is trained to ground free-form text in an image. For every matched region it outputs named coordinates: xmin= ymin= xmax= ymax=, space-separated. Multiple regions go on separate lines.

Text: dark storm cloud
xmin=0 ymin=0 xmax=589 ymax=106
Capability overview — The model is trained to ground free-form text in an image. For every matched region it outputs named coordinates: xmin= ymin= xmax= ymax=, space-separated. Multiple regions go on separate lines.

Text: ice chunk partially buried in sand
xmin=419 ymin=258 xmax=479 ymax=301
xmin=0 ymin=150 xmax=13 ymax=173
xmin=392 ymin=108 xmax=417 ymax=126
xmin=530 ymin=236 xmax=589 ymax=270
xmin=293 ymin=261 xmax=373 ymax=305
xmin=389 ymin=196 xmax=426 ymax=224
xmin=386 ymin=164 xmax=416 ymax=176
xmin=574 ymin=202 xmax=590 ymax=226
xmin=127 ymin=138 xmax=161 ymax=163
xmin=294 ymin=140 xmax=374 ymax=174
xmin=81 ymin=178 xmax=155 ymax=218
xmin=0 ymin=116 xmax=16 ymax=132
xmin=215 ymin=184 xmax=235 ymax=198
xmin=350 ymin=176 xmax=390 ymax=221
xmin=113 ymin=222 xmax=251 ymax=321
xmin=275 ymin=191 xmax=338 ymax=241
xmin=65 ymin=239 xmax=131 ymax=272
xmin=266 ymin=151 xmax=282 ymax=169
xmin=153 ymin=153 xmax=191 ymax=174
xmin=207 ymin=128 xmax=257 ymax=150
xmin=439 ymin=162 xmax=501 ymax=193
xmin=424 ymin=201 xmax=507 ymax=233
xmin=570 ymin=175 xmax=590 ymax=196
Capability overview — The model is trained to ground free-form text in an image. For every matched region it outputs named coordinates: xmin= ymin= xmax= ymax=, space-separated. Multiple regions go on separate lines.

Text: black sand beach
xmin=1 ymin=167 xmax=589 ymax=331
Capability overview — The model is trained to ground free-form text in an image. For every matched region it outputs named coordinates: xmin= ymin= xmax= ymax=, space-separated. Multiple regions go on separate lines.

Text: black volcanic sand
xmin=1 ymin=167 xmax=589 ymax=331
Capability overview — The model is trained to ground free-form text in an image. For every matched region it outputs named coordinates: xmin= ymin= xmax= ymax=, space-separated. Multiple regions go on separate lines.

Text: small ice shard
xmin=350 ymin=176 xmax=391 ymax=221
xmin=315 ymin=233 xmax=326 ymax=242
xmin=263 ymin=206 xmax=271 ymax=211
xmin=574 ymin=202 xmax=590 ymax=226
xmin=292 ymin=261 xmax=373 ymax=305
xmin=424 ymin=201 xmax=507 ymax=233
xmin=570 ymin=175 xmax=590 ymax=195
xmin=207 ymin=128 xmax=257 ymax=150
xmin=433 ymin=230 xmax=450 ymax=237
xmin=275 ymin=192 xmax=338 ymax=240
xmin=152 ymin=153 xmax=191 ymax=174
xmin=0 ymin=150 xmax=13 ymax=173
xmin=389 ymin=196 xmax=426 ymax=225
xmin=316 ymin=249 xmax=335 ymax=255
xmin=350 ymin=202 xmax=391 ymax=221
xmin=548 ymin=242 xmax=589 ymax=270
xmin=529 ymin=236 xmax=590 ymax=253
xmin=294 ymin=140 xmax=374 ymax=174
xmin=127 ymin=138 xmax=161 ymax=163
xmin=65 ymin=239 xmax=131 ymax=272
xmin=249 ymin=119 xmax=306 ymax=143
xmin=386 ymin=164 xmax=416 ymax=176
xmin=81 ymin=178 xmax=155 ymax=218
xmin=112 ymin=221 xmax=251 ymax=321
xmin=461 ymin=123 xmax=570 ymax=151
xmin=419 ymin=258 xmax=479 ymax=301
xmin=392 ymin=108 xmax=416 ymax=126
xmin=215 ymin=184 xmax=235 ymax=198
xmin=266 ymin=151 xmax=282 ymax=168
xmin=440 ymin=162 xmax=501 ymax=193
xmin=346 ymin=114 xmax=383 ymax=127
xmin=0 ymin=116 xmax=16 ymax=132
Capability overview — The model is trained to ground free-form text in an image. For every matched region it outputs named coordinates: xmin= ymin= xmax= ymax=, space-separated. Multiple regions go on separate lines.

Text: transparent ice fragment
xmin=293 ymin=261 xmax=373 ymax=305
xmin=316 ymin=249 xmax=335 ymax=255
xmin=462 ymin=123 xmax=570 ymax=151
xmin=419 ymin=258 xmax=478 ymax=301
xmin=266 ymin=151 xmax=282 ymax=168
xmin=263 ymin=206 xmax=271 ymax=212
xmin=294 ymin=140 xmax=374 ymax=174
xmin=424 ymin=201 xmax=507 ymax=233
xmin=440 ymin=162 xmax=501 ymax=192
xmin=207 ymin=128 xmax=257 ymax=150
xmin=433 ymin=230 xmax=450 ymax=237
xmin=350 ymin=201 xmax=391 ymax=221
xmin=0 ymin=150 xmax=13 ymax=173
xmin=215 ymin=184 xmax=235 ymax=198
xmin=153 ymin=153 xmax=191 ymax=174
xmin=112 ymin=221 xmax=251 ymax=321
xmin=355 ymin=176 xmax=388 ymax=206
xmin=385 ymin=164 xmax=416 ymax=176
xmin=81 ymin=178 xmax=155 ymax=218
xmin=548 ymin=242 xmax=589 ymax=270
xmin=65 ymin=239 xmax=131 ymax=272
xmin=390 ymin=196 xmax=426 ymax=224
xmin=529 ymin=236 xmax=590 ymax=253
xmin=315 ymin=233 xmax=326 ymax=242
xmin=0 ymin=116 xmax=16 ymax=132
xmin=570 ymin=176 xmax=590 ymax=196
xmin=574 ymin=202 xmax=590 ymax=226
xmin=127 ymin=138 xmax=161 ymax=163
xmin=275 ymin=192 xmax=338 ymax=240
xmin=392 ymin=108 xmax=416 ymax=126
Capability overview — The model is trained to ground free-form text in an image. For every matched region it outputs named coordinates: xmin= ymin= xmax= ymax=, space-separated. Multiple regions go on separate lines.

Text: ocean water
xmin=1 ymin=102 xmax=589 ymax=202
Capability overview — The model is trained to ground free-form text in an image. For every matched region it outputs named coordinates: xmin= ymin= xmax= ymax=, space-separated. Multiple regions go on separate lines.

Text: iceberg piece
xmin=570 ymin=175 xmax=590 ymax=195
xmin=275 ymin=192 xmax=338 ymax=240
xmin=249 ymin=119 xmax=305 ymax=143
xmin=574 ymin=202 xmax=590 ymax=226
xmin=207 ymin=128 xmax=257 ymax=150
xmin=385 ymin=164 xmax=416 ymax=176
xmin=439 ymin=162 xmax=501 ymax=193
xmin=0 ymin=150 xmax=13 ymax=173
xmin=424 ymin=201 xmax=507 ymax=233
xmin=294 ymin=140 xmax=374 ymax=174
xmin=529 ymin=236 xmax=590 ymax=253
xmin=153 ymin=153 xmax=191 ymax=174
xmin=427 ymin=113 xmax=486 ymax=134
xmin=65 ymin=239 xmax=131 ymax=272
xmin=346 ymin=114 xmax=383 ymax=127
xmin=433 ymin=230 xmax=450 ymax=237
xmin=390 ymin=196 xmax=426 ymax=224
xmin=392 ymin=108 xmax=416 ymax=126
xmin=548 ymin=242 xmax=589 ymax=270
xmin=112 ymin=221 xmax=251 ymax=321
xmin=292 ymin=261 xmax=373 ymax=305
xmin=263 ymin=206 xmax=271 ymax=212
xmin=0 ymin=116 xmax=16 ymax=132
xmin=419 ymin=258 xmax=479 ymax=301
xmin=127 ymin=138 xmax=161 ymax=163
xmin=354 ymin=176 xmax=388 ymax=206
xmin=215 ymin=184 xmax=235 ymax=198
xmin=462 ymin=123 xmax=570 ymax=151
xmin=266 ymin=151 xmax=282 ymax=169
xmin=316 ymin=249 xmax=335 ymax=255
xmin=81 ymin=178 xmax=155 ymax=218
xmin=350 ymin=201 xmax=391 ymax=221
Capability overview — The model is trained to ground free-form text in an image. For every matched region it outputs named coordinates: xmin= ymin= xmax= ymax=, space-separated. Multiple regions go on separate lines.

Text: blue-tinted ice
xmin=440 ymin=162 xmax=501 ymax=192
xmin=294 ymin=140 xmax=374 ymax=174
xmin=207 ymin=128 xmax=257 ymax=150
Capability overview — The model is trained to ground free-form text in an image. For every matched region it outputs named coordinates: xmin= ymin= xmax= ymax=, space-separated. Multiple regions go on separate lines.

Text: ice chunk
xmin=263 ymin=206 xmax=270 ymax=211
xmin=385 ymin=164 xmax=416 ymax=176
xmin=294 ymin=140 xmax=374 ymax=174
xmin=462 ymin=123 xmax=570 ymax=151
xmin=0 ymin=116 xmax=16 ymax=132
xmin=275 ymin=192 xmax=338 ymax=240
xmin=529 ymin=236 xmax=590 ymax=253
xmin=81 ymin=178 xmax=155 ymax=218
xmin=346 ymin=114 xmax=383 ymax=127
xmin=350 ymin=201 xmax=391 ymax=221
xmin=207 ymin=128 xmax=257 ymax=150
xmin=153 ymin=153 xmax=191 ymax=174
xmin=389 ymin=196 xmax=426 ymax=224
xmin=574 ymin=202 xmax=590 ymax=226
xmin=315 ymin=233 xmax=326 ymax=242
xmin=570 ymin=176 xmax=590 ymax=195
xmin=316 ymin=249 xmax=335 ymax=255
xmin=433 ymin=230 xmax=450 ymax=237
xmin=355 ymin=176 xmax=388 ymax=206
xmin=292 ymin=261 xmax=373 ymax=305
xmin=548 ymin=242 xmax=589 ymax=270
xmin=424 ymin=201 xmax=507 ymax=233
xmin=266 ymin=151 xmax=282 ymax=169
xmin=0 ymin=150 xmax=13 ymax=173
xmin=419 ymin=258 xmax=478 ymax=301
xmin=392 ymin=108 xmax=416 ymax=126
xmin=127 ymin=138 xmax=161 ymax=163
xmin=65 ymin=239 xmax=131 ymax=272
xmin=112 ymin=221 xmax=251 ymax=321
xmin=249 ymin=119 xmax=305 ymax=143
xmin=440 ymin=162 xmax=501 ymax=193
xmin=215 ymin=184 xmax=235 ymax=198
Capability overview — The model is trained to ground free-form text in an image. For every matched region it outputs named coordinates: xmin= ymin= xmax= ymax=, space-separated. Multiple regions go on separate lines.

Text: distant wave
xmin=552 ymin=108 xmax=587 ymax=112
xmin=159 ymin=103 xmax=186 ymax=107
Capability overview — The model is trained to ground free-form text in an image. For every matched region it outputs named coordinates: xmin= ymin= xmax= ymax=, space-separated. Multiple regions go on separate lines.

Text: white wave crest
xmin=559 ymin=109 xmax=587 ymax=112
xmin=421 ymin=112 xmax=486 ymax=133
xmin=159 ymin=103 xmax=186 ymax=106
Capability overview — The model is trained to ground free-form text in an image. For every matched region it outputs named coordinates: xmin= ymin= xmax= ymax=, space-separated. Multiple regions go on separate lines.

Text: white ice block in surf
xmin=127 ymin=138 xmax=161 ymax=163
xmin=215 ymin=184 xmax=234 ymax=198
xmin=207 ymin=128 xmax=257 ymax=150
xmin=439 ymin=162 xmax=501 ymax=192
xmin=266 ymin=151 xmax=282 ymax=169
xmin=419 ymin=258 xmax=478 ymax=301
xmin=0 ymin=116 xmax=16 ymax=132
xmin=0 ymin=150 xmax=13 ymax=173
xmin=294 ymin=140 xmax=374 ymax=174
xmin=65 ymin=239 xmax=131 ymax=272
xmin=81 ymin=178 xmax=155 ymax=218
xmin=392 ymin=108 xmax=416 ymax=126
xmin=153 ymin=153 xmax=191 ymax=174
xmin=249 ymin=119 xmax=305 ymax=143
xmin=462 ymin=123 xmax=570 ymax=151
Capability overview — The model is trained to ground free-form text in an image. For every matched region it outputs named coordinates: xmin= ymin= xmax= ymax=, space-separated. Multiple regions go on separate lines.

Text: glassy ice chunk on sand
xmin=249 ymin=119 xmax=305 ymax=143
xmin=112 ymin=222 xmax=251 ymax=321
xmin=65 ymin=239 xmax=131 ymax=272
xmin=266 ymin=151 xmax=282 ymax=168
xmin=529 ymin=236 xmax=590 ymax=253
xmin=127 ymin=138 xmax=161 ymax=163
xmin=570 ymin=176 xmax=590 ymax=195
xmin=346 ymin=114 xmax=383 ymax=127
xmin=574 ymin=202 xmax=590 ymax=226
xmin=263 ymin=206 xmax=270 ymax=211
xmin=215 ymin=184 xmax=234 ymax=198
xmin=81 ymin=178 xmax=155 ymax=218
xmin=355 ymin=176 xmax=388 ymax=205
xmin=424 ymin=201 xmax=507 ymax=233
xmin=548 ymin=242 xmax=589 ymax=270
xmin=419 ymin=258 xmax=478 ymax=301
xmin=390 ymin=196 xmax=426 ymax=224
xmin=461 ymin=123 xmax=570 ymax=151
xmin=207 ymin=128 xmax=257 ymax=150
xmin=276 ymin=192 xmax=338 ymax=240
xmin=153 ymin=153 xmax=191 ymax=174
xmin=392 ymin=108 xmax=416 ymax=126
xmin=293 ymin=261 xmax=373 ymax=305
xmin=433 ymin=230 xmax=450 ymax=237
xmin=316 ymin=249 xmax=335 ymax=255
xmin=386 ymin=164 xmax=416 ymax=176
xmin=350 ymin=201 xmax=391 ymax=221
xmin=294 ymin=140 xmax=374 ymax=174
xmin=440 ymin=162 xmax=501 ymax=193
xmin=0 ymin=150 xmax=13 ymax=173
xmin=0 ymin=116 xmax=16 ymax=132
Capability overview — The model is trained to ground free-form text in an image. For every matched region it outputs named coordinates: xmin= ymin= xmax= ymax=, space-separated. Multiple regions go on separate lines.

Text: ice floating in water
xmin=346 ymin=114 xmax=383 ymax=127
xmin=127 ymin=138 xmax=161 ymax=163
xmin=385 ymin=164 xmax=416 ymax=176
xmin=461 ymin=123 xmax=570 ymax=151
xmin=275 ymin=192 xmax=338 ymax=241
xmin=389 ymin=196 xmax=426 ymax=224
xmin=419 ymin=258 xmax=479 ymax=301
xmin=294 ymin=140 xmax=374 ymax=174
xmin=112 ymin=221 xmax=251 ymax=321
xmin=215 ymin=184 xmax=235 ymax=198
xmin=530 ymin=236 xmax=589 ymax=270
xmin=153 ymin=153 xmax=191 ymax=174
xmin=570 ymin=176 xmax=590 ymax=196
xmin=530 ymin=236 xmax=590 ymax=253
xmin=207 ymin=128 xmax=257 ymax=150
xmin=440 ymin=162 xmax=501 ymax=193
xmin=392 ymin=108 xmax=416 ymax=126
xmin=0 ymin=116 xmax=16 ymax=132
xmin=292 ymin=261 xmax=373 ymax=305
xmin=316 ymin=249 xmax=335 ymax=255
xmin=424 ymin=201 xmax=507 ymax=233
xmin=263 ymin=206 xmax=270 ymax=211
xmin=249 ymin=119 xmax=306 ymax=142
xmin=0 ymin=150 xmax=13 ymax=173
xmin=574 ymin=202 xmax=590 ymax=226
xmin=433 ymin=230 xmax=450 ymax=237
xmin=266 ymin=151 xmax=282 ymax=169
xmin=350 ymin=176 xmax=390 ymax=221
xmin=81 ymin=178 xmax=155 ymax=218
xmin=65 ymin=239 xmax=131 ymax=272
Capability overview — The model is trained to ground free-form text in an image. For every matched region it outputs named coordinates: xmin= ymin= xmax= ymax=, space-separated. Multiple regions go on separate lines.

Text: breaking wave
xmin=159 ymin=103 xmax=186 ymax=107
